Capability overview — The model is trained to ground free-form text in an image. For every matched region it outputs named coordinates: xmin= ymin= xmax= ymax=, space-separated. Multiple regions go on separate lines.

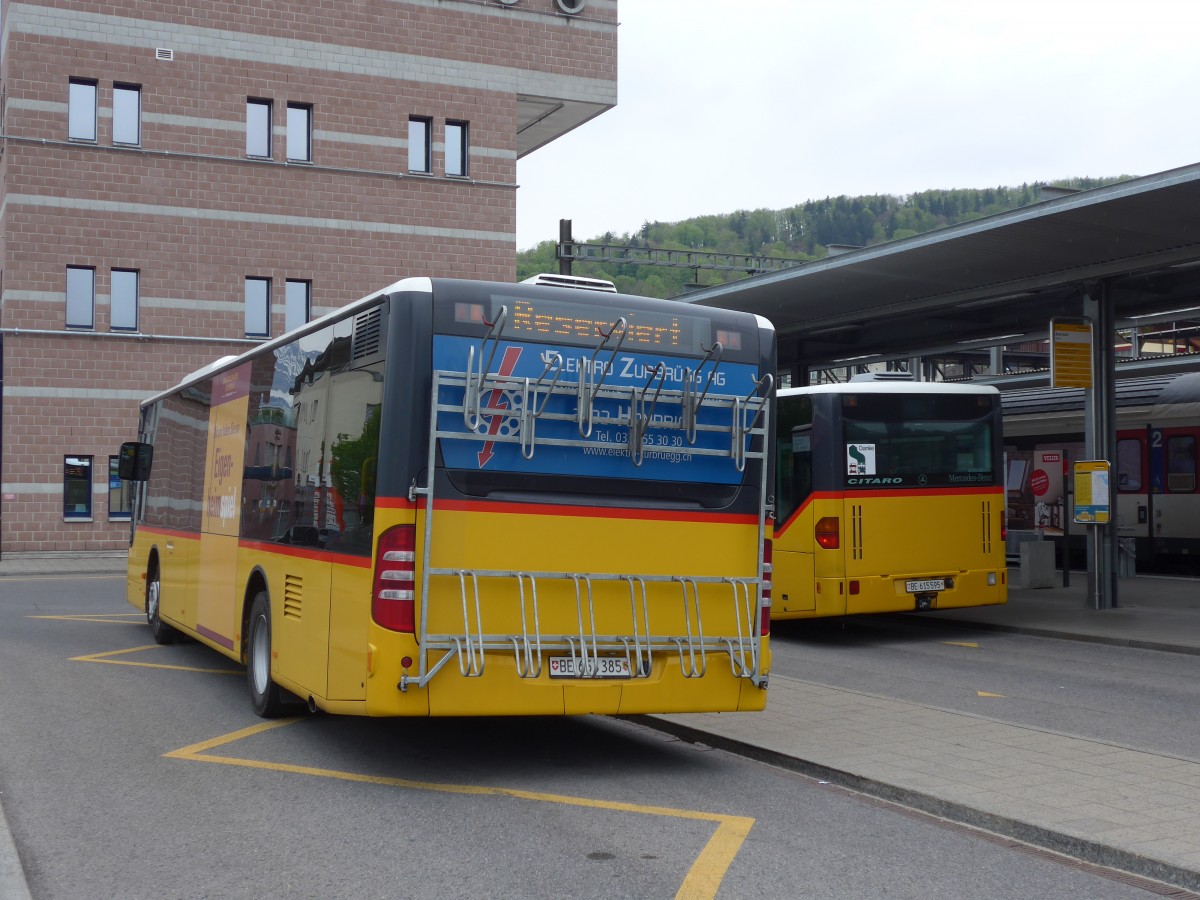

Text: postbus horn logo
xmin=477 ymin=346 xmax=523 ymax=467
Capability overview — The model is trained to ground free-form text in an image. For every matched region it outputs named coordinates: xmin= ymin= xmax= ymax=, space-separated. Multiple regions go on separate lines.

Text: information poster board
xmin=1051 ymin=318 xmax=1093 ymax=389
xmin=1072 ymin=459 xmax=1110 ymax=524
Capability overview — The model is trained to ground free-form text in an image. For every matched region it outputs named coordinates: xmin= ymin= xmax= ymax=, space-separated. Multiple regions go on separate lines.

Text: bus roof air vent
xmin=520 ymin=273 xmax=617 ymax=293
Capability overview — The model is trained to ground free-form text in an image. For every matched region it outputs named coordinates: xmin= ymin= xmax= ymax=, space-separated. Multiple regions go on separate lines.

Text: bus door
xmin=774 ymin=424 xmax=816 ymax=613
xmin=323 ymin=353 xmax=385 ymax=702
xmin=197 ymin=364 xmax=253 ymax=654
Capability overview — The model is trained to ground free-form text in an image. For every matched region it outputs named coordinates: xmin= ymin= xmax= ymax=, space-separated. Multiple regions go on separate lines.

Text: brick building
xmin=0 ymin=0 xmax=618 ymax=555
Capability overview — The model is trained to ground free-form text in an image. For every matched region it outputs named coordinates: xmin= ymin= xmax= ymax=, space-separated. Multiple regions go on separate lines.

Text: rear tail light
xmin=760 ymin=538 xmax=772 ymax=636
xmin=1001 ymin=509 xmax=1008 ymax=543
xmin=815 ymin=516 xmax=840 ymax=550
xmin=373 ymin=525 xmax=415 ymax=632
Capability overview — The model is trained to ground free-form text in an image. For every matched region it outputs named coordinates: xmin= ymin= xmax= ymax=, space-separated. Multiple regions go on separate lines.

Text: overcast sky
xmin=515 ymin=0 xmax=1200 ymax=250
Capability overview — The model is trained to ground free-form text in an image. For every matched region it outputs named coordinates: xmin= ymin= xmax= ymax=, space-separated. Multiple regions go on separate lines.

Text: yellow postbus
xmin=119 ymin=276 xmax=775 ymax=717
xmin=771 ymin=375 xmax=1006 ymax=619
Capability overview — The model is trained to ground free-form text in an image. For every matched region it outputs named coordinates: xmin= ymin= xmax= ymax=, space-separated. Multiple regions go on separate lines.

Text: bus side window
xmin=324 ymin=363 xmax=383 ymax=555
xmin=777 ymin=426 xmax=812 ymax=523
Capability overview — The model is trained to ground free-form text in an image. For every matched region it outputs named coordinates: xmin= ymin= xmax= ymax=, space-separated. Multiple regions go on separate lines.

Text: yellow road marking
xmin=30 ymin=612 xmax=143 ymax=625
xmin=944 ymin=641 xmax=979 ymax=648
xmin=167 ymin=721 xmax=753 ymax=899
xmin=71 ymin=644 xmax=241 ymax=675
xmin=977 ymin=690 xmax=1006 ymax=698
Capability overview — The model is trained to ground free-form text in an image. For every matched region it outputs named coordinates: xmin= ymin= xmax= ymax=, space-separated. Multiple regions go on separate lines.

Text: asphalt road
xmin=770 ymin=614 xmax=1200 ymax=760
xmin=0 ymin=575 xmax=1172 ymax=899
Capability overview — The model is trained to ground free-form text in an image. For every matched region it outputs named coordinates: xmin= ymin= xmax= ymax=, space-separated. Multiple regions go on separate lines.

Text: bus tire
xmin=146 ymin=565 xmax=178 ymax=645
xmin=247 ymin=591 xmax=286 ymax=718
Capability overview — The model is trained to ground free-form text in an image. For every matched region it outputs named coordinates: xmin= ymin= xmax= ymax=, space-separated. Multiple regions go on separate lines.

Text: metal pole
xmin=558 ymin=219 xmax=572 ymax=277
xmin=1082 ymin=282 xmax=1117 ymax=609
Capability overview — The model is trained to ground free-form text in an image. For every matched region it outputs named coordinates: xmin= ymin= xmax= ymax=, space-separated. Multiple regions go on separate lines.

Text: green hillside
xmin=517 ymin=177 xmax=1132 ymax=298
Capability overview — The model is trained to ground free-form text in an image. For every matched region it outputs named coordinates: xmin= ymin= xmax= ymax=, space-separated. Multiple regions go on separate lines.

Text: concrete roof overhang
xmin=517 ymin=95 xmax=612 ymax=157
xmin=678 ymin=163 xmax=1200 ymax=373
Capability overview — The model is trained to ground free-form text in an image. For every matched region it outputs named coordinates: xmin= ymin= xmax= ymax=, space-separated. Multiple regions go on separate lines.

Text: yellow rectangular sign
xmin=1051 ymin=318 xmax=1093 ymax=389
xmin=1072 ymin=459 xmax=1110 ymax=524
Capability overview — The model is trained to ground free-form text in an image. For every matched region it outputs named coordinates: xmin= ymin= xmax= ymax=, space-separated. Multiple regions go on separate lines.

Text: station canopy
xmin=679 ymin=163 xmax=1200 ymax=375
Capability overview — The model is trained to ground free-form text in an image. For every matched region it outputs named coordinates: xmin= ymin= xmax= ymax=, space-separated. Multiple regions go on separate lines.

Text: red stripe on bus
xmin=773 ymin=485 xmax=1003 ymax=538
xmin=431 ymin=498 xmax=758 ymax=525
xmin=238 ymin=539 xmax=372 ymax=568
xmin=196 ymin=623 xmax=235 ymax=651
xmin=376 ymin=496 xmax=417 ymax=510
xmin=139 ymin=525 xmax=198 ymax=542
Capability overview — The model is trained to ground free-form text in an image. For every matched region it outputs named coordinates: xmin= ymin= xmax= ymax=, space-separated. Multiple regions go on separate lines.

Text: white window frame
xmin=287 ymin=103 xmax=312 ymax=162
xmin=108 ymin=455 xmax=134 ymax=520
xmin=247 ymin=99 xmax=273 ymax=158
xmin=408 ymin=116 xmax=431 ymax=174
xmin=110 ymin=269 xmax=139 ymax=331
xmin=64 ymin=456 xmax=94 ymax=520
xmin=112 ymin=83 xmax=141 ymax=145
xmin=69 ymin=79 xmax=97 ymax=141
xmin=445 ymin=120 xmax=468 ymax=177
xmin=66 ymin=266 xmax=96 ymax=329
xmin=245 ymin=277 xmax=271 ymax=337
xmin=285 ymin=279 xmax=311 ymax=333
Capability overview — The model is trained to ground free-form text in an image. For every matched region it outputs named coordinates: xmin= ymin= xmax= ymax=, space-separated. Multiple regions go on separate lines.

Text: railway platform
xmin=2 ymin=554 xmax=1199 ymax=895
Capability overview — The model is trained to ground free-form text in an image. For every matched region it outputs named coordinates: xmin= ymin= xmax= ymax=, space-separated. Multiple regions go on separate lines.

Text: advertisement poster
xmin=1006 ymin=448 xmax=1067 ymax=534
xmin=198 ymin=363 xmax=251 ymax=649
xmin=202 ymin=364 xmax=251 ymax=534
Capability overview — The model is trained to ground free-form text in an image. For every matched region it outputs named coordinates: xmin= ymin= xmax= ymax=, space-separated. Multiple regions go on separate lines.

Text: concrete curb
xmin=634 ymin=715 xmax=1200 ymax=896
xmin=0 ymin=795 xmax=32 ymax=900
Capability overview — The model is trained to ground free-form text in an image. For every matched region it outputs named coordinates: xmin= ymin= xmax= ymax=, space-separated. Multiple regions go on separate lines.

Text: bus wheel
xmin=146 ymin=568 xmax=177 ymax=645
xmin=247 ymin=591 xmax=286 ymax=718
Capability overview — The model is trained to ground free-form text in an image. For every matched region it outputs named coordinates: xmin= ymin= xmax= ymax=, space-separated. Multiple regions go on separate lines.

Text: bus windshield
xmin=841 ymin=392 xmax=998 ymax=488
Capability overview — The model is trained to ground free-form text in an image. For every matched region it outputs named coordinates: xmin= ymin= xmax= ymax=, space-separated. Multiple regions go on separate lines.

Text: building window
xmin=66 ymin=266 xmax=95 ymax=329
xmin=109 ymin=456 xmax=134 ymax=519
xmin=446 ymin=120 xmax=468 ymax=177
xmin=285 ymin=279 xmax=311 ymax=333
xmin=247 ymin=99 xmax=273 ymax=158
xmin=113 ymin=83 xmax=141 ymax=145
xmin=246 ymin=277 xmax=271 ymax=337
xmin=408 ymin=116 xmax=431 ymax=173
xmin=110 ymin=269 xmax=139 ymax=331
xmin=69 ymin=79 xmax=97 ymax=141
xmin=64 ymin=456 xmax=93 ymax=519
xmin=287 ymin=103 xmax=312 ymax=162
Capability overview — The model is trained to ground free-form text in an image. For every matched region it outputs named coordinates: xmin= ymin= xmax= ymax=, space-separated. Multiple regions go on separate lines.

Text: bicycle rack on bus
xmin=402 ymin=313 xmax=773 ymax=694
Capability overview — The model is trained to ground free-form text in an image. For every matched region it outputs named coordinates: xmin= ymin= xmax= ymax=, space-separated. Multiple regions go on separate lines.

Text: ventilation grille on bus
xmin=981 ymin=500 xmax=993 ymax=554
xmin=284 ymin=574 xmax=303 ymax=620
xmin=851 ymin=504 xmax=864 ymax=560
xmin=519 ymin=273 xmax=617 ymax=292
xmin=351 ymin=304 xmax=387 ymax=368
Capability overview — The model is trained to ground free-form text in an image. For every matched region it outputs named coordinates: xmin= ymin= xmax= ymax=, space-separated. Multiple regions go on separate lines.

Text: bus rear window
xmin=841 ymin=393 xmax=998 ymax=488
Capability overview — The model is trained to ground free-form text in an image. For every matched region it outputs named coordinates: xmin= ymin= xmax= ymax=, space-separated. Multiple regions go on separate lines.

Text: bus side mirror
xmin=118 ymin=442 xmax=153 ymax=481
